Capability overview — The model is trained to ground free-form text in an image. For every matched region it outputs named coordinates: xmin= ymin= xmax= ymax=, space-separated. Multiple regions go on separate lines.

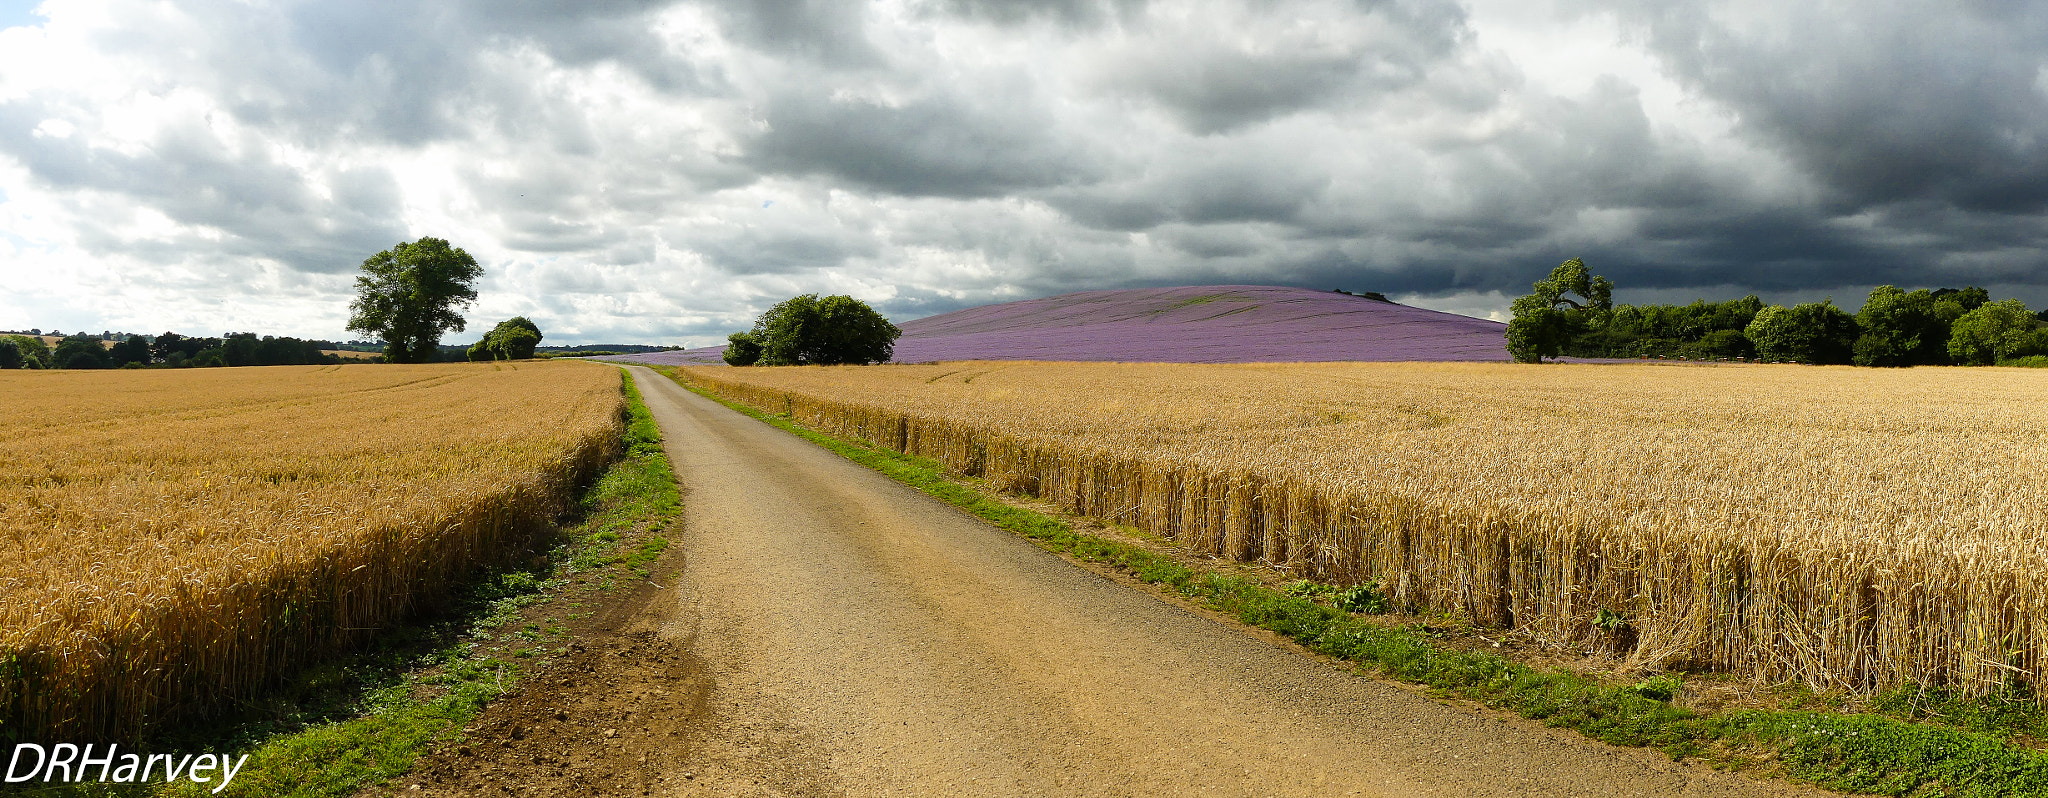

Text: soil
xmin=383 ymin=366 xmax=1829 ymax=798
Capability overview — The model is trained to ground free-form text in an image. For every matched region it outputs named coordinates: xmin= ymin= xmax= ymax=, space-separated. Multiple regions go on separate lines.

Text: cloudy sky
xmin=1 ymin=0 xmax=2043 ymax=346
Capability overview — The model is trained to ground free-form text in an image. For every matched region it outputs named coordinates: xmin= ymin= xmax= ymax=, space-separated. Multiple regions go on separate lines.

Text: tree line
xmin=1 ymin=237 xmax=552 ymax=370
xmin=1506 ymin=259 xmax=2048 ymax=366
xmin=0 ymin=331 xmax=349 ymax=370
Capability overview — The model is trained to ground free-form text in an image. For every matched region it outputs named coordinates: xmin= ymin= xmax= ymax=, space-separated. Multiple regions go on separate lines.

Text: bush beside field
xmin=0 ymin=362 xmax=624 ymax=743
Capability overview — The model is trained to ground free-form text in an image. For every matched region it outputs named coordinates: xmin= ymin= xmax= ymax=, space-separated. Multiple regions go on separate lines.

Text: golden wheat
xmin=677 ymin=361 xmax=2048 ymax=698
xmin=0 ymin=361 xmax=623 ymax=741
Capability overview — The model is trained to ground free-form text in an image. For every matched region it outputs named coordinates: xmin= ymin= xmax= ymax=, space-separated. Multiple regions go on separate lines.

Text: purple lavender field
xmin=600 ymin=285 xmax=1508 ymax=366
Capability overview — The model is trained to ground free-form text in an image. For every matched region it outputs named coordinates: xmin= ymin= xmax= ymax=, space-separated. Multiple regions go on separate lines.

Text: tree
xmin=732 ymin=294 xmax=901 ymax=366
xmin=1931 ymin=286 xmax=1990 ymax=312
xmin=1852 ymin=286 xmax=1965 ymax=367
xmin=53 ymin=334 xmax=107 ymax=369
xmin=499 ymin=327 xmax=540 ymax=359
xmin=1947 ymin=299 xmax=2041 ymax=365
xmin=222 ymin=333 xmax=261 ymax=367
xmin=4 ymin=335 xmax=49 ymax=369
xmin=346 ymin=237 xmax=483 ymax=364
xmin=1697 ymin=328 xmax=1754 ymax=359
xmin=108 ymin=335 xmax=152 ymax=367
xmin=0 ymin=339 xmax=20 ymax=370
xmin=1570 ymin=295 xmax=1763 ymax=359
xmin=471 ymin=316 xmax=543 ymax=361
xmin=1744 ymin=301 xmax=1859 ymax=364
xmin=151 ymin=332 xmax=187 ymax=362
xmin=722 ymin=332 xmax=763 ymax=366
xmin=1506 ymin=258 xmax=1613 ymax=363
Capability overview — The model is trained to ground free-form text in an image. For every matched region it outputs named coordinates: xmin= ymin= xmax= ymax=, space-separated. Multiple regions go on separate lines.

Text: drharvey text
xmin=6 ymin=744 xmax=250 ymax=793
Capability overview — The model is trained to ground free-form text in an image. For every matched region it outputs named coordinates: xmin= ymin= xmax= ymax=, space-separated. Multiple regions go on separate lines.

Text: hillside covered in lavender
xmin=601 ymin=285 xmax=1509 ymax=366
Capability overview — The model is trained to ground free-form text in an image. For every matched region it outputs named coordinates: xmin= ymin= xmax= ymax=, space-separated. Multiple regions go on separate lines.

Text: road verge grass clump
xmin=662 ymin=366 xmax=2048 ymax=797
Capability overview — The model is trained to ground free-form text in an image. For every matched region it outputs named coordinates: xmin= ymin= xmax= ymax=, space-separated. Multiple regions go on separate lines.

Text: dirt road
xmin=617 ymin=366 xmax=1826 ymax=798
xmin=407 ymin=367 xmax=1823 ymax=797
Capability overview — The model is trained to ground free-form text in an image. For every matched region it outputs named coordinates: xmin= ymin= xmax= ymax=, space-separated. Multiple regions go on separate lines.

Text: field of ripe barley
xmin=677 ymin=361 xmax=2048 ymax=698
xmin=0 ymin=362 xmax=622 ymax=742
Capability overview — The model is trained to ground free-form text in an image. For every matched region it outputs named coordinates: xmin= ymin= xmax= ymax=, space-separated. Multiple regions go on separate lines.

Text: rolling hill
xmin=601 ymin=285 xmax=1509 ymax=365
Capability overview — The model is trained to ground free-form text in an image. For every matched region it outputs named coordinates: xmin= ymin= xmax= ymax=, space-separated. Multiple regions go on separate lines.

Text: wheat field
xmin=0 ymin=362 xmax=623 ymax=742
xmin=677 ymin=361 xmax=2048 ymax=698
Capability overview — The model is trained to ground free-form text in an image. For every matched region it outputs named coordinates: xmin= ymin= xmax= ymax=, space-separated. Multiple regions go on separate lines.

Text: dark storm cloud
xmin=1097 ymin=0 xmax=1470 ymax=134
xmin=686 ymin=214 xmax=881 ymax=276
xmin=1561 ymin=1 xmax=2048 ymax=304
xmin=1045 ymin=148 xmax=1332 ymax=230
xmin=745 ymin=87 xmax=1099 ymax=199
xmin=704 ymin=0 xmax=881 ymax=65
xmin=1118 ymin=49 xmax=1374 ymax=134
xmin=926 ymin=0 xmax=1146 ymax=27
xmin=1620 ymin=3 xmax=2048 ymax=214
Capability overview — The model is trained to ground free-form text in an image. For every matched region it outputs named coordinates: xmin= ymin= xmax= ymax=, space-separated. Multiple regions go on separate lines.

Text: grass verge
xmin=12 ymin=370 xmax=681 ymax=798
xmin=660 ymin=366 xmax=2048 ymax=798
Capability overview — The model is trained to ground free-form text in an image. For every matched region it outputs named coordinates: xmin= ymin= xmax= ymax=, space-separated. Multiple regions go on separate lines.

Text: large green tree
xmin=1851 ymin=285 xmax=1967 ymax=367
xmin=107 ymin=335 xmax=151 ymax=367
xmin=1744 ymin=301 xmax=1859 ymax=364
xmin=1946 ymin=299 xmax=2042 ymax=365
xmin=468 ymin=316 xmax=544 ymax=361
xmin=722 ymin=332 xmax=763 ymax=366
xmin=3 ymin=335 xmax=49 ymax=369
xmin=1506 ymin=258 xmax=1613 ymax=363
xmin=151 ymin=332 xmax=189 ymax=363
xmin=52 ymin=334 xmax=108 ymax=369
xmin=347 ymin=237 xmax=482 ymax=364
xmin=732 ymin=294 xmax=901 ymax=366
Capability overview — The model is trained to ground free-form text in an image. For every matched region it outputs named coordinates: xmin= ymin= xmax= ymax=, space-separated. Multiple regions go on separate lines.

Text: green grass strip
xmin=666 ymin=369 xmax=2048 ymax=798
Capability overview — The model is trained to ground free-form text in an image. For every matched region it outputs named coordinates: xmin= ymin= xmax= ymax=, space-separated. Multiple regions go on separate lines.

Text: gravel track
xmin=611 ymin=366 xmax=1822 ymax=798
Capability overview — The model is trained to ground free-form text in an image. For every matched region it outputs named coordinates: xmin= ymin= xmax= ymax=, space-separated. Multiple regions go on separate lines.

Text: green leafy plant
xmin=1335 ymin=582 xmax=1389 ymax=614
xmin=1626 ymin=674 xmax=1681 ymax=702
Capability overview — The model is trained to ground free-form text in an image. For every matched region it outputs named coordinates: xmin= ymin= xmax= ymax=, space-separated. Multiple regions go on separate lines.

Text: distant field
xmin=19 ymin=335 xmax=108 ymax=348
xmin=0 ymin=362 xmax=622 ymax=741
xmin=679 ymin=361 xmax=2048 ymax=699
